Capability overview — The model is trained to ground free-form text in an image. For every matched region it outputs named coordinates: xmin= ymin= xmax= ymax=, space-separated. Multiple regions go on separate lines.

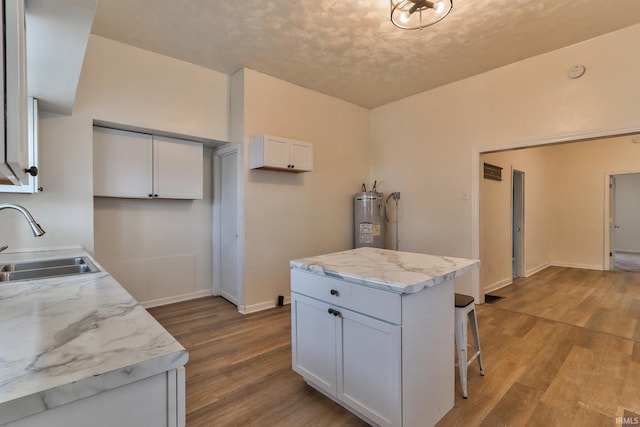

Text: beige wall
xmin=238 ymin=68 xmax=370 ymax=310
xmin=614 ymin=173 xmax=640 ymax=253
xmin=480 ymin=147 xmax=553 ymax=292
xmin=0 ymin=35 xmax=229 ymax=306
xmin=549 ymin=136 xmax=640 ymax=268
xmin=0 ymin=113 xmax=93 ymax=251
xmin=5 ymin=23 xmax=640 ymax=308
xmin=480 ymin=135 xmax=640 ymax=293
xmin=78 ymin=36 xmax=229 ymax=141
xmin=83 ymin=36 xmax=229 ymax=305
xmin=370 ymin=24 xmax=640 ymax=297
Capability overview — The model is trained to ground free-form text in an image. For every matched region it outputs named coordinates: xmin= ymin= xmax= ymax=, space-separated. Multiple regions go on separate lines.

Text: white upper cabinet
xmin=0 ymin=98 xmax=39 ymax=193
xmin=93 ymin=127 xmax=153 ymax=198
xmin=153 ymin=135 xmax=203 ymax=199
xmin=93 ymin=127 xmax=203 ymax=200
xmin=0 ymin=0 xmax=30 ymax=186
xmin=250 ymin=135 xmax=313 ymax=172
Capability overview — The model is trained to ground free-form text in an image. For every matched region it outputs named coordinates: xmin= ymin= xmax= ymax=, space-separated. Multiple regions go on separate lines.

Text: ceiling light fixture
xmin=390 ymin=0 xmax=452 ymax=30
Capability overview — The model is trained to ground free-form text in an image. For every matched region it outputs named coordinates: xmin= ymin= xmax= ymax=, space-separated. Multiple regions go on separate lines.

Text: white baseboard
xmin=483 ymin=278 xmax=512 ymax=295
xmin=525 ymin=263 xmax=550 ymax=277
xmin=141 ymin=289 xmax=213 ymax=308
xmin=615 ymin=249 xmax=640 ymax=255
xmin=551 ymin=261 xmax=603 ymax=271
xmin=238 ymin=295 xmax=291 ymax=314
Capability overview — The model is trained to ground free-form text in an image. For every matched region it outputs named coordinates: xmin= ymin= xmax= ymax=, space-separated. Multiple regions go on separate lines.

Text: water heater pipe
xmin=386 ymin=192 xmax=401 ymax=250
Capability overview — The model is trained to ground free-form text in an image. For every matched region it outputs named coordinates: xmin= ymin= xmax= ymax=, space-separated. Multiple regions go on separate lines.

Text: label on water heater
xmin=373 ymin=223 xmax=381 ymax=236
xmin=359 ymin=222 xmax=373 ymax=234
xmin=359 ymin=222 xmax=374 ymax=243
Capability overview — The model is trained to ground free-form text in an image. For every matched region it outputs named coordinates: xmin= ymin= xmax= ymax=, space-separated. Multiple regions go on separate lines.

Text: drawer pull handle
xmin=328 ymin=308 xmax=341 ymax=317
xmin=330 ymin=289 xmax=339 ymax=296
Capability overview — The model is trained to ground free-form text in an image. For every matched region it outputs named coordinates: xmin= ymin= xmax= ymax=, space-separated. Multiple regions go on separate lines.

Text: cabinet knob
xmin=327 ymin=308 xmax=341 ymax=317
xmin=24 ymin=166 xmax=38 ymax=177
xmin=149 ymin=194 xmax=153 ymax=198
xmin=330 ymin=289 xmax=339 ymax=296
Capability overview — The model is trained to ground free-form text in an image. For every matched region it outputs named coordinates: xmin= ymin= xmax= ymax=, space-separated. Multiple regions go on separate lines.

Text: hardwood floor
xmin=148 ymin=267 xmax=640 ymax=426
xmin=148 ymin=297 xmax=367 ymax=427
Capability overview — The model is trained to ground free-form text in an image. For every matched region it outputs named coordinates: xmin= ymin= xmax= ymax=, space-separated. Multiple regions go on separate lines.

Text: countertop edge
xmin=0 ymin=248 xmax=189 ymax=424
xmin=0 ymin=350 xmax=188 ymax=425
xmin=290 ymin=256 xmax=480 ymax=294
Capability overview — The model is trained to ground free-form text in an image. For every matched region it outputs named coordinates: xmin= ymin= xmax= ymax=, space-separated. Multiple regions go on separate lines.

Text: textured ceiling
xmin=91 ymin=0 xmax=640 ymax=109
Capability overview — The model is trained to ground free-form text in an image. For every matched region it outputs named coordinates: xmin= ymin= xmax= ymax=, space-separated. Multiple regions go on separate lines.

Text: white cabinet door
xmin=262 ymin=137 xmax=289 ymax=169
xmin=0 ymin=97 xmax=39 ymax=193
xmin=291 ymin=293 xmax=338 ymax=396
xmin=93 ymin=127 xmax=153 ymax=198
xmin=291 ymin=291 xmax=401 ymax=427
xmin=289 ymin=141 xmax=313 ymax=172
xmin=339 ymin=309 xmax=402 ymax=427
xmin=153 ymin=136 xmax=203 ymax=199
xmin=0 ymin=0 xmax=29 ymax=185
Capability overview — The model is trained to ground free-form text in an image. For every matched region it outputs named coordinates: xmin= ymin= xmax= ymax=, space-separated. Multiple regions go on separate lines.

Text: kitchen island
xmin=290 ymin=247 xmax=479 ymax=427
xmin=0 ymin=248 xmax=188 ymax=427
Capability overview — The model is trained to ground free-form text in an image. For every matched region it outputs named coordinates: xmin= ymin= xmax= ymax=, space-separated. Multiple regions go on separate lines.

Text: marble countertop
xmin=291 ymin=247 xmax=480 ymax=294
xmin=0 ymin=248 xmax=188 ymax=425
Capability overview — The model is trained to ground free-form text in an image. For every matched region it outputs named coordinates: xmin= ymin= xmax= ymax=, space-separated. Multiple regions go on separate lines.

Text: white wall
xmin=0 ymin=35 xmax=230 ymax=306
xmin=370 ymin=24 xmax=640 ymax=297
xmin=82 ymin=36 xmax=229 ymax=305
xmin=77 ymin=36 xmax=229 ymax=141
xmin=480 ymin=135 xmax=640 ymax=293
xmin=480 ymin=147 xmax=553 ymax=293
xmin=237 ymin=68 xmax=370 ymax=311
xmin=614 ymin=173 xmax=640 ymax=253
xmin=5 ymin=22 xmax=640 ymax=308
xmin=0 ymin=113 xmax=93 ymax=252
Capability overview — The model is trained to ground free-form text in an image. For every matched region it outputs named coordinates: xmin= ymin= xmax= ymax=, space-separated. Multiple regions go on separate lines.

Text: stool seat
xmin=455 ymin=293 xmax=474 ymax=308
xmin=454 ymin=293 xmax=485 ymax=399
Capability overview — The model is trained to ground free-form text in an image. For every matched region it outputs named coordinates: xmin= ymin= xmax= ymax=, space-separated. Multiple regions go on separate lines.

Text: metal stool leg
xmin=468 ymin=308 xmax=485 ymax=376
xmin=455 ymin=308 xmax=469 ymax=398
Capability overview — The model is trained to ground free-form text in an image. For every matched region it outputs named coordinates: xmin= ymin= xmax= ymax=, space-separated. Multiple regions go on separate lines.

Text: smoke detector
xmin=567 ymin=65 xmax=586 ymax=79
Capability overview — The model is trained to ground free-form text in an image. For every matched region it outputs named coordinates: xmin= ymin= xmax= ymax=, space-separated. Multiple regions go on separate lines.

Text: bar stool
xmin=454 ymin=293 xmax=485 ymax=398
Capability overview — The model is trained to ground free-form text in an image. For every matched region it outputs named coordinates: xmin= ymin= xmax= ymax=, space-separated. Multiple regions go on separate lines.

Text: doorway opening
xmin=512 ymin=169 xmax=525 ymax=279
xmin=609 ymin=173 xmax=640 ymax=272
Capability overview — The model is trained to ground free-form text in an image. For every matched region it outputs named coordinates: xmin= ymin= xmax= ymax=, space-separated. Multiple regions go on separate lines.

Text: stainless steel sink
xmin=0 ymin=256 xmax=100 ymax=282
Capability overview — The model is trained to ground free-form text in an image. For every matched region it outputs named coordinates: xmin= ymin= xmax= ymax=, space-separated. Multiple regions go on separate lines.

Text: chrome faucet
xmin=0 ymin=204 xmax=46 ymax=252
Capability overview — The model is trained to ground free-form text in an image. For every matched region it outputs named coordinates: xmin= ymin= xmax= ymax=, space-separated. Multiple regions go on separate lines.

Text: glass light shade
xmin=390 ymin=0 xmax=453 ymax=30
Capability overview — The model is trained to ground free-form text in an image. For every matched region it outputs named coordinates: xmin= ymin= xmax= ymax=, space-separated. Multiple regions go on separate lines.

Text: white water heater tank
xmin=354 ymin=191 xmax=385 ymax=248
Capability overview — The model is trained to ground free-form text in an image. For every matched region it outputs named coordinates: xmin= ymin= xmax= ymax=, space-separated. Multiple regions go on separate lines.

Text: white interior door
xmin=609 ymin=175 xmax=617 ymax=270
xmin=512 ymin=169 xmax=525 ymax=278
xmin=220 ymin=151 xmax=239 ymax=304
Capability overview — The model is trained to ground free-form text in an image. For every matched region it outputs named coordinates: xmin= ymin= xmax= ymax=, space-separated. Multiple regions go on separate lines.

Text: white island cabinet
xmin=290 ymin=247 xmax=480 ymax=427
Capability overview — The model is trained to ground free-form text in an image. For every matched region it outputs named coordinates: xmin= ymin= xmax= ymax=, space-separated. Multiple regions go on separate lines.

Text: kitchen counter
xmin=290 ymin=246 xmax=480 ymax=294
xmin=0 ymin=248 xmax=188 ymax=425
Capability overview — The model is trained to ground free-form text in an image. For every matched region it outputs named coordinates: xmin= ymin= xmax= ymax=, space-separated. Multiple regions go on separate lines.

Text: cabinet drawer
xmin=291 ymin=269 xmax=401 ymax=325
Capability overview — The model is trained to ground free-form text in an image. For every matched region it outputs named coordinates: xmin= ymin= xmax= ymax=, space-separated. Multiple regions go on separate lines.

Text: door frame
xmin=603 ymin=169 xmax=640 ymax=270
xmin=213 ymin=143 xmax=244 ymax=310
